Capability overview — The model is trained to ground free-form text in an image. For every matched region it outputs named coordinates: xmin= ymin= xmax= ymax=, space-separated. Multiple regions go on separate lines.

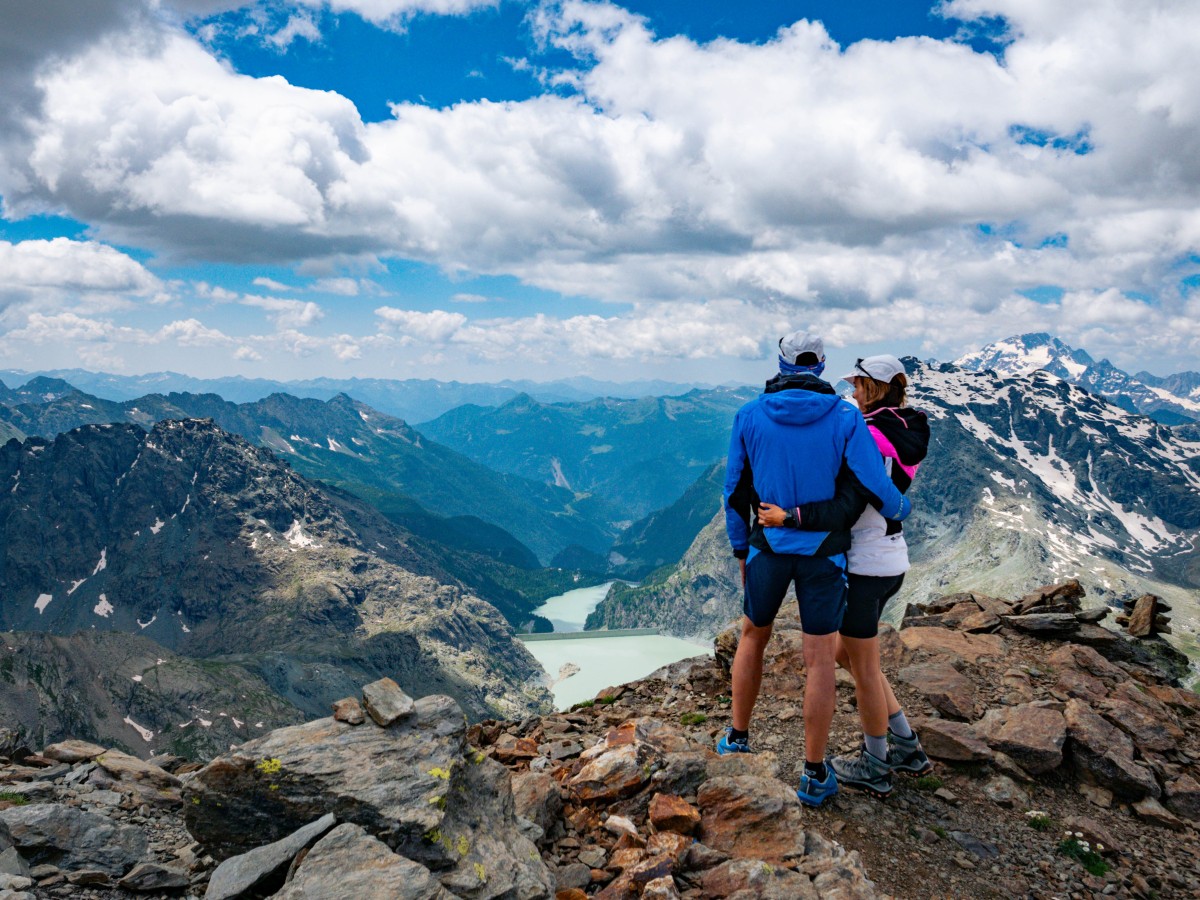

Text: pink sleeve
xmin=867 ymin=424 xmax=919 ymax=480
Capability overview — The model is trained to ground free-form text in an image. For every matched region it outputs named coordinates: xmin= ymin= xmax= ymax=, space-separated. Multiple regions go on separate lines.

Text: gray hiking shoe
xmin=887 ymin=729 xmax=933 ymax=776
xmin=829 ymin=744 xmax=893 ymax=798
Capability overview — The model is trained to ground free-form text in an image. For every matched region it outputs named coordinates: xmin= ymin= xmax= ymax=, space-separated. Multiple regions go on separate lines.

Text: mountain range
xmin=418 ymin=387 xmax=757 ymax=524
xmin=0 ymin=382 xmax=615 ymax=565
xmin=0 ymin=419 xmax=552 ymax=734
xmin=957 ymin=333 xmax=1200 ymax=426
xmin=0 ymin=369 xmax=714 ymax=423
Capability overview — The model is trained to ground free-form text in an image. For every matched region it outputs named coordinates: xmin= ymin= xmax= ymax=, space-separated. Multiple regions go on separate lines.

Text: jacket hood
xmin=759 ymin=387 xmax=843 ymax=426
xmin=866 ymin=406 xmax=930 ymax=466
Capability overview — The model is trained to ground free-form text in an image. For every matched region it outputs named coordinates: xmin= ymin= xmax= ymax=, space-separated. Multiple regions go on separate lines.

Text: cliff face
xmin=0 ymin=419 xmax=551 ymax=722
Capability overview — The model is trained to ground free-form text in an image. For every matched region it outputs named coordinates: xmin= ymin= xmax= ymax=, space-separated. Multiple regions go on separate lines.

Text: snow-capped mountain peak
xmin=956 ymin=333 xmax=1095 ymax=381
xmin=956 ymin=334 xmax=1200 ymax=426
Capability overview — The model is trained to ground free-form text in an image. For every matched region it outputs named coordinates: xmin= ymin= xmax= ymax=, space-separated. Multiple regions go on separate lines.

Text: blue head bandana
xmin=779 ymin=356 xmax=826 ymax=378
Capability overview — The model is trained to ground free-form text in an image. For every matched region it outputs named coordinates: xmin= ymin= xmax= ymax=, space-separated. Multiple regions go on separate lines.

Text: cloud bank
xmin=1 ymin=0 xmax=1198 ymax=374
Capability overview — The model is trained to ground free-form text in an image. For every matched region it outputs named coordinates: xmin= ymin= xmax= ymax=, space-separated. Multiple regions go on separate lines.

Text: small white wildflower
xmin=1074 ymin=832 xmax=1084 ymax=839
xmin=1064 ymin=830 xmax=1073 ymax=837
xmin=1096 ymin=844 xmax=1105 ymax=852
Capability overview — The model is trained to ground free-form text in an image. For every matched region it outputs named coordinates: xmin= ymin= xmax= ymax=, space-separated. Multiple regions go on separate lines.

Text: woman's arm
xmin=759 ymin=466 xmax=872 ymax=532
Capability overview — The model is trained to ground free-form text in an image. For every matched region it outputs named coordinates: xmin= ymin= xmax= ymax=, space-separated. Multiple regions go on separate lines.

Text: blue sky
xmin=0 ymin=0 xmax=1198 ymax=382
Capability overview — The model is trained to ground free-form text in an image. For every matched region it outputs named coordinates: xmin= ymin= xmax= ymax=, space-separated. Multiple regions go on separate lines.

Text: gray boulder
xmin=206 ymin=814 xmax=337 ymax=900
xmin=0 ymin=805 xmax=147 ymax=876
xmin=273 ymin=824 xmax=453 ymax=900
xmin=118 ymin=862 xmax=190 ymax=893
xmin=0 ymin=847 xmax=30 ymax=878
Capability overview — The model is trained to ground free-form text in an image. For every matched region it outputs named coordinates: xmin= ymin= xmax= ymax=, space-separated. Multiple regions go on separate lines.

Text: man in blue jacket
xmin=720 ymin=331 xmax=912 ymax=807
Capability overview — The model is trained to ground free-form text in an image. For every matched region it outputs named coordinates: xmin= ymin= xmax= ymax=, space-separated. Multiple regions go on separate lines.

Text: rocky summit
xmin=0 ymin=578 xmax=1197 ymax=899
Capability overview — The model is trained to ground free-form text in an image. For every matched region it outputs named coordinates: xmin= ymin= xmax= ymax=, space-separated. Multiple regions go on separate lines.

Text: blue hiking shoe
xmin=716 ymin=727 xmax=751 ymax=755
xmin=796 ymin=766 xmax=839 ymax=807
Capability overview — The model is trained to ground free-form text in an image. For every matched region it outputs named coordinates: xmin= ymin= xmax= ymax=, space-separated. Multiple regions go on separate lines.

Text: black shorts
xmin=839 ymin=573 xmax=905 ymax=639
xmin=743 ymin=549 xmax=848 ymax=636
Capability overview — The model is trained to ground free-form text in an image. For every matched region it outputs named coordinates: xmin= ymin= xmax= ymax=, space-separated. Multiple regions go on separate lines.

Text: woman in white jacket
xmin=759 ymin=354 xmax=931 ymax=797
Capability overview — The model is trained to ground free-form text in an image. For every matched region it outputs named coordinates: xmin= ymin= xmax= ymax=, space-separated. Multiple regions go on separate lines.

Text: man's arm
xmin=842 ymin=410 xmax=911 ymax=521
xmin=723 ymin=412 xmax=753 ymax=559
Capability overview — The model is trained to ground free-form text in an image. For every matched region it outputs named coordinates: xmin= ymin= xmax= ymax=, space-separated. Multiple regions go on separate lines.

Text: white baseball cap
xmin=778 ymin=331 xmax=825 ymax=364
xmin=841 ymin=354 xmax=905 ymax=384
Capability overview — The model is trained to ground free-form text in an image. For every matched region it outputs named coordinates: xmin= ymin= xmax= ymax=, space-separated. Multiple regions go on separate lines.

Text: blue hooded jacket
xmin=724 ymin=375 xmax=912 ymax=557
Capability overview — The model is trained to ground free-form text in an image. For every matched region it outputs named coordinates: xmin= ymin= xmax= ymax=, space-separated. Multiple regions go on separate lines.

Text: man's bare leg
xmin=731 ymin=617 xmax=774 ymax=731
xmin=802 ymin=631 xmax=838 ymax=764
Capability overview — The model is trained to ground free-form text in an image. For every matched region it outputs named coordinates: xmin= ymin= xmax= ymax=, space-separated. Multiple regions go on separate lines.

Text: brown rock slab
xmin=332 ymin=697 xmax=365 ymax=725
xmin=1047 ymin=644 xmax=1124 ymax=681
xmin=572 ymin=743 xmax=656 ymax=803
xmin=1143 ymin=683 xmax=1200 ymax=715
xmin=877 ymin=624 xmax=909 ymax=668
xmin=697 ymin=776 xmax=809 ymax=864
xmin=960 ymin=610 xmax=1001 ymax=633
xmin=40 ymin=741 xmax=107 ymax=764
xmin=701 ymin=858 xmax=818 ymax=900
xmin=972 ymin=594 xmax=1017 ymax=617
xmin=914 ymin=719 xmax=992 ymax=762
xmin=361 ymin=677 xmax=416 ymax=727
xmin=493 ymin=735 xmax=540 ymax=764
xmin=1074 ymin=607 xmax=1111 ymax=624
xmin=512 ymin=771 xmax=563 ymax=844
xmin=1101 ymin=683 xmax=1185 ymax=753
xmin=899 ymin=627 xmax=1006 ymax=664
xmin=1014 ymin=580 xmax=1084 ymax=614
xmin=761 ymin=631 xmax=807 ymax=700
xmin=1063 ymin=700 xmax=1159 ymax=801
xmin=1164 ymin=772 xmax=1200 ymax=822
xmin=898 ymin=662 xmax=977 ymax=720
xmin=1125 ymin=594 xmax=1157 ymax=637
xmin=705 ymin=751 xmax=781 ymax=781
xmin=648 ymin=793 xmax=701 ymax=836
xmin=1132 ymin=796 xmax=1185 ymax=831
xmin=942 ymin=601 xmax=985 ymax=628
xmin=646 ymin=832 xmax=692 ymax=863
xmin=1052 ymin=671 xmax=1108 ymax=704
xmin=977 ymin=703 xmax=1066 ymax=775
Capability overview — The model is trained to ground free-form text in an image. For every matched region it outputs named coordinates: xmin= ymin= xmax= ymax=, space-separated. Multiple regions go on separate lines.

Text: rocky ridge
xmin=1 ymin=579 xmax=1197 ymax=899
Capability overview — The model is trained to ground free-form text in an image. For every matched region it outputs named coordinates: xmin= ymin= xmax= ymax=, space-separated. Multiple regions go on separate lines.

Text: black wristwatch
xmin=783 ymin=509 xmax=798 ymax=528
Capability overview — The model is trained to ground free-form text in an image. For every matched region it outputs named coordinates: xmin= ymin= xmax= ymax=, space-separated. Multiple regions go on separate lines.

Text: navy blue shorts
xmin=743 ymin=549 xmax=848 ymax=635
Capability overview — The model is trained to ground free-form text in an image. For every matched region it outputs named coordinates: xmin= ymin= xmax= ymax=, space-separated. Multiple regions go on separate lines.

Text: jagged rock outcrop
xmin=186 ymin=679 xmax=553 ymax=898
